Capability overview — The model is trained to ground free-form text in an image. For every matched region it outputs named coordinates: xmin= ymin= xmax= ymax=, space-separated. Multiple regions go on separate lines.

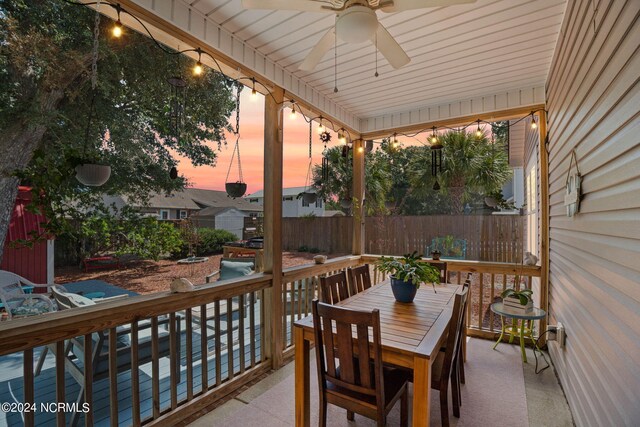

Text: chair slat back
xmin=51 ymin=287 xmax=74 ymax=310
xmin=427 ymin=261 xmax=448 ymax=283
xmin=312 ymin=300 xmax=383 ymax=400
xmin=347 ymin=264 xmax=372 ymax=295
xmin=440 ymin=288 xmax=469 ymax=385
xmin=319 ymin=271 xmax=350 ymax=304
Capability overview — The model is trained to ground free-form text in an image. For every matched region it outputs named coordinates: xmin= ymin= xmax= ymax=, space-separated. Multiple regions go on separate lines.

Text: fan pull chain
xmin=334 ymin=16 xmax=338 ymax=93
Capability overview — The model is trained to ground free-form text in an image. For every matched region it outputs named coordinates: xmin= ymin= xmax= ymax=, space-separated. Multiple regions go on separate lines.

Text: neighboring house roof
xmin=246 ymin=186 xmax=312 ymax=199
xmin=323 ymin=210 xmax=346 ymax=217
xmin=194 ymin=206 xmax=248 ymax=217
xmin=103 ymin=188 xmax=262 ymax=212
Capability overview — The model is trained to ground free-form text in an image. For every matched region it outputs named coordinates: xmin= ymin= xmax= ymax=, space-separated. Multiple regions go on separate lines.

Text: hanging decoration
xmin=225 ymin=84 xmax=247 ymax=198
xmin=299 ymin=121 xmax=318 ymax=204
xmin=167 ymin=72 xmax=187 ymax=180
xmin=75 ymin=0 xmax=111 ymax=187
xmin=430 ymin=126 xmax=442 ymax=191
xmin=564 ymin=150 xmax=582 ymax=217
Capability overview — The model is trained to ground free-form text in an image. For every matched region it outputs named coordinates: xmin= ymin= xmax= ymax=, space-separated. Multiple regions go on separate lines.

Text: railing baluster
xmin=260 ymin=289 xmax=266 ymax=362
xmin=108 ymin=327 xmax=118 ymax=427
xmin=186 ymin=308 xmax=193 ymax=401
xmin=55 ymin=341 xmax=66 ymax=427
xmin=169 ymin=312 xmax=177 ymax=410
xmin=239 ymin=294 xmax=246 ymax=373
xmin=289 ymin=283 xmax=295 ymax=341
xmin=249 ymin=291 xmax=256 ymax=367
xmin=200 ymin=304 xmax=209 ymax=392
xmin=478 ymin=273 xmax=484 ymax=330
xmin=214 ymin=300 xmax=221 ymax=386
xmin=131 ymin=321 xmax=140 ymax=427
xmin=23 ymin=348 xmax=34 ymax=427
xmin=84 ymin=334 xmax=93 ymax=427
xmin=227 ymin=298 xmax=234 ymax=380
xmin=151 ymin=316 xmax=160 ymax=419
xmin=490 ymin=274 xmax=496 ymax=332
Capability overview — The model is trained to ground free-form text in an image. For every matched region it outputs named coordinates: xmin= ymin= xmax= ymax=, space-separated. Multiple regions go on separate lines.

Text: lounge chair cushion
xmin=219 ymin=260 xmax=254 ymax=281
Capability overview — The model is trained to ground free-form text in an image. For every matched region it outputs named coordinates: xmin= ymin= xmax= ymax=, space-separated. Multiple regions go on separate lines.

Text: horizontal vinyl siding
xmin=545 ymin=0 xmax=640 ymax=426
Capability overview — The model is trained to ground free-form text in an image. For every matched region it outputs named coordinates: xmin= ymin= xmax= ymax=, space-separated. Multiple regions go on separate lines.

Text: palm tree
xmin=312 ymin=146 xmax=391 ymax=215
xmin=408 ymin=130 xmax=511 ymax=214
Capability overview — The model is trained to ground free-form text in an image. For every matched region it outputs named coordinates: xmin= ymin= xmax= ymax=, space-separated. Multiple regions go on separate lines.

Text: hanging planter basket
xmin=340 ymin=198 xmax=352 ymax=209
xmin=301 ymin=191 xmax=318 ymax=204
xmin=75 ymin=164 xmax=111 ymax=187
xmin=226 ymin=181 xmax=247 ymax=199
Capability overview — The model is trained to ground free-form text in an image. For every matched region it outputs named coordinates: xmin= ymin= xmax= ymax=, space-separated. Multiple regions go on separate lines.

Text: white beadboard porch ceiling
xmin=187 ymin=0 xmax=565 ymax=120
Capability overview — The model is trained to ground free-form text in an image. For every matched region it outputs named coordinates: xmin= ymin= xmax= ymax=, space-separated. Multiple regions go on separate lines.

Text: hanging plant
xmin=225 ymin=84 xmax=247 ymax=199
xmin=76 ymin=6 xmax=110 ymax=187
xmin=298 ymin=120 xmax=318 ymax=204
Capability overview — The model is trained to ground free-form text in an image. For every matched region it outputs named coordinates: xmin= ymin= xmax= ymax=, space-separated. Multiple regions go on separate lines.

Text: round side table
xmin=490 ymin=302 xmax=546 ymax=363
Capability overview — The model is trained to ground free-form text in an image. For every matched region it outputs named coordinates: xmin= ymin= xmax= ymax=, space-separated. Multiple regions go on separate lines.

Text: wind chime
xmin=75 ymin=0 xmax=112 ymax=187
xmin=300 ymin=121 xmax=318 ymax=204
xmin=430 ymin=126 xmax=443 ymax=191
xmin=225 ymin=83 xmax=247 ymax=198
xmin=321 ymin=121 xmax=331 ymax=182
xmin=167 ymin=70 xmax=187 ymax=180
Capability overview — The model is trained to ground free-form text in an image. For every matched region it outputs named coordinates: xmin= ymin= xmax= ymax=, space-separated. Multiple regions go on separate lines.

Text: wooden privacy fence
xmin=281 ymin=215 xmax=525 ymax=262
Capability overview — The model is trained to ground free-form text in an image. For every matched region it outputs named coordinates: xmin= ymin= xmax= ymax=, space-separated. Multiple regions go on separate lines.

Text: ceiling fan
xmin=241 ymin=0 xmax=476 ymax=72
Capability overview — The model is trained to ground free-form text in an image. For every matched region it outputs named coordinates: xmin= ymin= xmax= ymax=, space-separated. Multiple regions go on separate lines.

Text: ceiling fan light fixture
xmin=336 ymin=5 xmax=378 ymax=43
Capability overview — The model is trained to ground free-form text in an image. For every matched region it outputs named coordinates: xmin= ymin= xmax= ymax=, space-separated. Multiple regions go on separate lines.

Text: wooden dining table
xmin=294 ymin=280 xmax=461 ymax=427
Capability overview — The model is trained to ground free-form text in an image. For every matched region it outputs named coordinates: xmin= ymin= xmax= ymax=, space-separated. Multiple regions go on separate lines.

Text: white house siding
xmin=214 ymin=209 xmax=247 ymax=239
xmin=545 ymin=1 xmax=640 ymax=426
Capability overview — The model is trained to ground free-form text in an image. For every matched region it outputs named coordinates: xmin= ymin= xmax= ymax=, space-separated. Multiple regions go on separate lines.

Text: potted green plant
xmin=377 ymin=252 xmax=441 ymax=303
xmin=501 ymin=288 xmax=533 ymax=312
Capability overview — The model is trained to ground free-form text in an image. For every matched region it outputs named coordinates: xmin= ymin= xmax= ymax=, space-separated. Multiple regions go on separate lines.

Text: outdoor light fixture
xmin=193 ymin=48 xmax=203 ymax=76
xmin=530 ymin=113 xmax=538 ymax=129
xmin=317 ymin=117 xmax=325 ymax=134
xmin=357 ymin=145 xmax=364 ymax=153
xmin=338 ymin=129 xmax=347 ymax=145
xmin=392 ymin=133 xmax=399 ymax=148
xmin=475 ymin=120 xmax=483 ymax=137
xmin=430 ymin=126 xmax=438 ymax=144
xmin=289 ymin=102 xmax=297 ymax=120
xmin=251 ymin=78 xmax=257 ymax=99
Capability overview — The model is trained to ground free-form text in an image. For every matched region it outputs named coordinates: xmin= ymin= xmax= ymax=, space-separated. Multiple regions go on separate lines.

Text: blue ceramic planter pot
xmin=390 ymin=276 xmax=418 ymax=303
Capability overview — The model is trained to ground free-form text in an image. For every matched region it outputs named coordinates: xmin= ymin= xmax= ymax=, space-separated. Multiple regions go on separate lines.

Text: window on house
xmin=316 ymin=199 xmax=323 ymax=208
xmin=283 ymin=196 xmax=293 ymax=201
xmin=179 ymin=210 xmax=187 ymax=219
xmin=159 ymin=210 xmax=169 ymax=220
xmin=249 ymin=198 xmax=258 ymax=203
xmin=302 ymin=198 xmax=309 ymax=207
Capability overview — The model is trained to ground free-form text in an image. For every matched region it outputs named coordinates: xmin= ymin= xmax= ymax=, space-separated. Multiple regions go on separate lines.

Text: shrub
xmin=309 ymin=247 xmax=321 ymax=253
xmin=298 ymin=245 xmax=309 ymax=252
xmin=196 ymin=228 xmax=238 ymax=255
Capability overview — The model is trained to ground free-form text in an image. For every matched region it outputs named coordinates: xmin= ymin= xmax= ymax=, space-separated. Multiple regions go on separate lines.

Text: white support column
xmin=352 ymin=139 xmax=365 ymax=255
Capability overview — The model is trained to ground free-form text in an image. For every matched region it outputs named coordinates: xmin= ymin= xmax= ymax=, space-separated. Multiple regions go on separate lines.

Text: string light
xmin=193 ymin=48 xmax=203 ymax=76
xmin=338 ymin=129 xmax=347 ymax=145
xmin=251 ymin=78 xmax=258 ymax=100
xmin=357 ymin=145 xmax=364 ymax=153
xmin=430 ymin=127 xmax=438 ymax=144
xmin=317 ymin=117 xmax=325 ymax=134
xmin=289 ymin=102 xmax=297 ymax=120
xmin=530 ymin=113 xmax=538 ymax=129
xmin=475 ymin=119 xmax=483 ymax=137
xmin=392 ymin=133 xmax=399 ymax=148
xmin=112 ymin=5 xmax=123 ymax=38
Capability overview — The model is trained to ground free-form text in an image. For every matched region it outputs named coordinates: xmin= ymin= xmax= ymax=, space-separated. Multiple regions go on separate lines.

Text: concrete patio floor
xmin=188 ymin=338 xmax=573 ymax=427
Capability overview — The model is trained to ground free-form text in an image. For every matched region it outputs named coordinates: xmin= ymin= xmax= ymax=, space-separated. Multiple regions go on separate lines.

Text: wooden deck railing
xmin=0 ymin=255 xmax=542 ymax=426
xmin=0 ymin=274 xmax=272 ymax=427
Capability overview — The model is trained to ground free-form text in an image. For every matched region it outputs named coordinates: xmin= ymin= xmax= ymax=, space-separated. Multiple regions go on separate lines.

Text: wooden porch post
xmin=538 ymin=109 xmax=549 ymax=344
xmin=352 ymin=139 xmax=365 ymax=255
xmin=263 ymin=86 xmax=285 ymax=369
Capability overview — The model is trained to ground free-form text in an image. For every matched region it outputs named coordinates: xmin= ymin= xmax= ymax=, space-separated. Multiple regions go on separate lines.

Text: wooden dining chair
xmin=347 ymin=264 xmax=372 ymax=295
xmin=458 ymin=273 xmax=472 ymax=385
xmin=319 ymin=271 xmax=350 ymax=304
xmin=312 ymin=300 xmax=410 ymax=427
xmin=426 ymin=260 xmax=448 ymax=283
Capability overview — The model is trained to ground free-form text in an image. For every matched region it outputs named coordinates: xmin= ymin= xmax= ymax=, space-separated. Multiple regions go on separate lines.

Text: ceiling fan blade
xmin=241 ymin=0 xmax=333 ymax=12
xmin=381 ymin=0 xmax=476 ymax=12
xmin=298 ymin=29 xmax=335 ymax=71
xmin=374 ymin=23 xmax=410 ymax=69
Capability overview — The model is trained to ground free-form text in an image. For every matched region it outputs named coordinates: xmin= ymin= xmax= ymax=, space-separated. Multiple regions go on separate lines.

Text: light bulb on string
xmin=392 ymin=133 xmax=399 ymax=148
xmin=357 ymin=145 xmax=364 ymax=153
xmin=530 ymin=113 xmax=538 ymax=129
xmin=338 ymin=129 xmax=347 ymax=145
xmin=317 ymin=117 xmax=325 ymax=134
xmin=475 ymin=120 xmax=483 ymax=137
xmin=289 ymin=103 xmax=297 ymax=120
xmin=193 ymin=48 xmax=204 ymax=76
xmin=112 ymin=6 xmax=123 ymax=38
xmin=430 ymin=127 xmax=438 ymax=145
xmin=251 ymin=78 xmax=258 ymax=100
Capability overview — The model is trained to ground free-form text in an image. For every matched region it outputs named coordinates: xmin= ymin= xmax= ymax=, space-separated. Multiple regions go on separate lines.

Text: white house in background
xmin=245 ymin=186 xmax=325 ymax=217
xmin=101 ymin=188 xmax=262 ymax=238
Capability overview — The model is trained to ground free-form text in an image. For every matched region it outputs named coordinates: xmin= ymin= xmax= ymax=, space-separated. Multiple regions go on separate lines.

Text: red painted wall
xmin=0 ymin=187 xmax=49 ymax=285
